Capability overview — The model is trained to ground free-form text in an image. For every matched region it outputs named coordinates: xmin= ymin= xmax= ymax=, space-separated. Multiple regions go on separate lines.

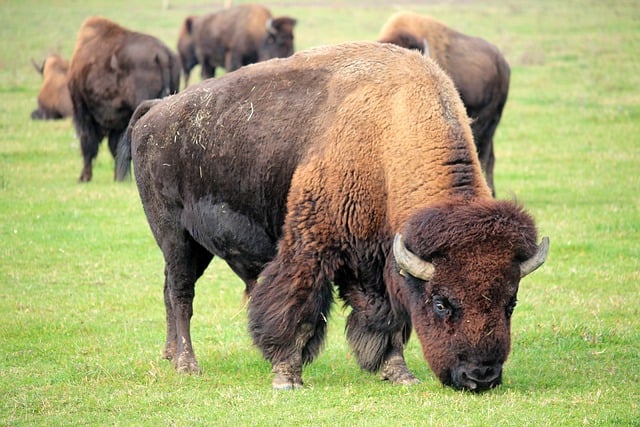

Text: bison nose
xmin=452 ymin=362 xmax=502 ymax=392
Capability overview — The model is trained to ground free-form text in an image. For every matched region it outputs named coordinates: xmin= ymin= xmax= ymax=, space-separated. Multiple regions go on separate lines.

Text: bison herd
xmin=31 ymin=4 xmax=549 ymax=391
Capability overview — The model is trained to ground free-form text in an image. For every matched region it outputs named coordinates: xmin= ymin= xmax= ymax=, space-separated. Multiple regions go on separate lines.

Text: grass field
xmin=1 ymin=0 xmax=639 ymax=425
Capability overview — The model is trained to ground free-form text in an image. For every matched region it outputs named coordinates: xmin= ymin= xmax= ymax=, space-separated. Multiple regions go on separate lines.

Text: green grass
xmin=1 ymin=0 xmax=639 ymax=425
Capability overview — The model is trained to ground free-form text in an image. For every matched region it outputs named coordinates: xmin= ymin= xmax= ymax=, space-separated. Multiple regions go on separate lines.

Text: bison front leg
xmin=344 ymin=291 xmax=419 ymax=385
xmin=379 ymin=333 xmax=421 ymax=385
xmin=271 ymin=322 xmax=315 ymax=390
xmin=248 ymin=255 xmax=334 ymax=389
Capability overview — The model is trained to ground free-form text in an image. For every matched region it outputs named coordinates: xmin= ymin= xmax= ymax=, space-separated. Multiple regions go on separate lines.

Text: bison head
xmin=31 ymin=55 xmax=72 ymax=120
xmin=260 ymin=17 xmax=297 ymax=61
xmin=392 ymin=200 xmax=549 ymax=391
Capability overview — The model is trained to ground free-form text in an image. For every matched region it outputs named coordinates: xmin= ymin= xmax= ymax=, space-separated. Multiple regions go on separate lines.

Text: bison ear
xmin=393 ymin=234 xmax=435 ymax=281
xmin=185 ymin=16 xmax=194 ymax=34
xmin=520 ymin=236 xmax=550 ymax=278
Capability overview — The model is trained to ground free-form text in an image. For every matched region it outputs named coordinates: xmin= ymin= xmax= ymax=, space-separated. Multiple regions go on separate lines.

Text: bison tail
xmin=115 ymin=99 xmax=159 ymax=181
xmin=114 ymin=130 xmax=132 ymax=181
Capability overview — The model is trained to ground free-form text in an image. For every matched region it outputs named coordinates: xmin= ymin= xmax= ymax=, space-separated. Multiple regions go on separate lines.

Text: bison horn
xmin=265 ymin=19 xmax=277 ymax=35
xmin=393 ymin=234 xmax=435 ymax=281
xmin=520 ymin=236 xmax=550 ymax=278
xmin=422 ymin=38 xmax=431 ymax=58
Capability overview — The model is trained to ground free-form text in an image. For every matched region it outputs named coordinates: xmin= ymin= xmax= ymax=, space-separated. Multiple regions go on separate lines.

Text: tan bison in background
xmin=177 ymin=4 xmax=296 ymax=86
xmin=68 ymin=16 xmax=180 ymax=182
xmin=31 ymin=54 xmax=73 ymax=120
xmin=379 ymin=12 xmax=511 ymax=196
xmin=117 ymin=42 xmax=548 ymax=391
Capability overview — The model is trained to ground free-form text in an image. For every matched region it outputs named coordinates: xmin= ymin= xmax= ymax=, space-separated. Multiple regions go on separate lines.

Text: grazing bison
xmin=31 ymin=54 xmax=73 ymax=120
xmin=378 ymin=12 xmax=511 ymax=195
xmin=117 ymin=42 xmax=548 ymax=391
xmin=68 ymin=16 xmax=180 ymax=182
xmin=177 ymin=4 xmax=296 ymax=86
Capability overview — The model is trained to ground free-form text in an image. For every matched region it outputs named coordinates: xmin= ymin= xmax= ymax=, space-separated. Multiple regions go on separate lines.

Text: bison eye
xmin=432 ymin=295 xmax=452 ymax=319
xmin=506 ymin=297 xmax=518 ymax=318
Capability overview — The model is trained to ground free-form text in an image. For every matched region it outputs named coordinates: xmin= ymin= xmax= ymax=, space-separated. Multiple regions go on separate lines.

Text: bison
xmin=177 ymin=4 xmax=296 ymax=87
xmin=116 ymin=41 xmax=549 ymax=391
xmin=378 ymin=12 xmax=511 ymax=196
xmin=31 ymin=54 xmax=73 ymax=120
xmin=67 ymin=16 xmax=180 ymax=182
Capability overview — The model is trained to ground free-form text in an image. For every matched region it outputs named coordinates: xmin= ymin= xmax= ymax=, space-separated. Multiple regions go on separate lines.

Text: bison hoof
xmin=382 ymin=371 xmax=421 ymax=385
xmin=175 ymin=353 xmax=201 ymax=374
xmin=271 ymin=362 xmax=304 ymax=390
xmin=272 ymin=373 xmax=304 ymax=390
xmin=162 ymin=343 xmax=177 ymax=361
xmin=380 ymin=356 xmax=420 ymax=385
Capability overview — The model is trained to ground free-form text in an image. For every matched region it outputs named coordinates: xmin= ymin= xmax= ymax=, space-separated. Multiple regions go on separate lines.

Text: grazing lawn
xmin=1 ymin=0 xmax=638 ymax=425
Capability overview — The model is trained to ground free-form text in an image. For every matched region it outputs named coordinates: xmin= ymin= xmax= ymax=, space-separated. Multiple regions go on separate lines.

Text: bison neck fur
xmin=119 ymin=41 xmax=544 ymax=391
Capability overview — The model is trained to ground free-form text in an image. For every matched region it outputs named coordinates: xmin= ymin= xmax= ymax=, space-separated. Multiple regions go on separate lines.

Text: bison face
xmin=392 ymin=201 xmax=549 ymax=391
xmin=260 ymin=17 xmax=297 ymax=61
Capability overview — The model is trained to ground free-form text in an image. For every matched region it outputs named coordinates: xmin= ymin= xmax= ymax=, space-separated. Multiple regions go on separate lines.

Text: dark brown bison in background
xmin=378 ymin=12 xmax=511 ymax=196
xmin=31 ymin=54 xmax=73 ymax=120
xmin=117 ymin=42 xmax=548 ymax=391
xmin=177 ymin=4 xmax=296 ymax=86
xmin=68 ymin=16 xmax=180 ymax=182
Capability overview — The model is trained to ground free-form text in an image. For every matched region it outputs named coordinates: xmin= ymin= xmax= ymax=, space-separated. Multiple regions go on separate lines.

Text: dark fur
xmin=67 ymin=16 xmax=180 ymax=182
xmin=177 ymin=4 xmax=296 ymax=87
xmin=31 ymin=54 xmax=73 ymax=120
xmin=117 ymin=42 xmax=543 ymax=390
xmin=378 ymin=13 xmax=511 ymax=195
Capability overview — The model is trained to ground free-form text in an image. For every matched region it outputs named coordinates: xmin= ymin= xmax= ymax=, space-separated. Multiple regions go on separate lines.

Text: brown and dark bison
xmin=378 ymin=12 xmax=511 ymax=195
xmin=31 ymin=54 xmax=73 ymax=120
xmin=117 ymin=42 xmax=548 ymax=391
xmin=177 ymin=4 xmax=296 ymax=86
xmin=68 ymin=16 xmax=180 ymax=182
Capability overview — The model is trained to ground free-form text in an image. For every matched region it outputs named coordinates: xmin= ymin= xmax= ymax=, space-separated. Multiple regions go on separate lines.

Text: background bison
xmin=177 ymin=4 xmax=296 ymax=86
xmin=117 ymin=42 xmax=548 ymax=391
xmin=378 ymin=12 xmax=511 ymax=195
xmin=31 ymin=54 xmax=73 ymax=120
xmin=68 ymin=16 xmax=180 ymax=182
